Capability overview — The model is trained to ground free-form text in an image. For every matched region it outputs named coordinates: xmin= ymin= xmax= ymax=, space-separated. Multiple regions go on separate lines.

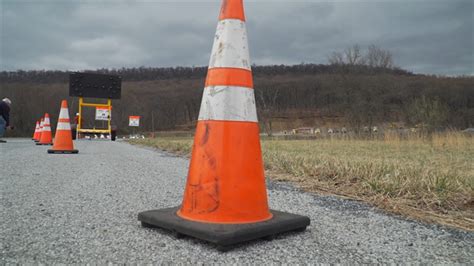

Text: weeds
xmin=129 ymin=131 xmax=474 ymax=230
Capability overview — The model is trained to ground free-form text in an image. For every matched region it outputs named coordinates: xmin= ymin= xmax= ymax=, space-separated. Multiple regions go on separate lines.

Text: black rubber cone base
xmin=138 ymin=207 xmax=310 ymax=251
xmin=48 ymin=149 xmax=79 ymax=154
xmin=36 ymin=143 xmax=52 ymax=145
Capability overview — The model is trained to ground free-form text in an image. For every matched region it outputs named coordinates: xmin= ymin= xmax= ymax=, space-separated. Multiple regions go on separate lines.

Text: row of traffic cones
xmin=32 ymin=100 xmax=78 ymax=154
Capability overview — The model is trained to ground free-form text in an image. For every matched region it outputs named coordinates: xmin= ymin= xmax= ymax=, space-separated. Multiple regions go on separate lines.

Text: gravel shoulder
xmin=1 ymin=139 xmax=473 ymax=264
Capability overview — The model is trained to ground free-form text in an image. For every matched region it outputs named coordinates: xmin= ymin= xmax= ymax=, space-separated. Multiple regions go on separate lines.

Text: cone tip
xmin=219 ymin=0 xmax=245 ymax=21
xmin=61 ymin=100 xmax=68 ymax=108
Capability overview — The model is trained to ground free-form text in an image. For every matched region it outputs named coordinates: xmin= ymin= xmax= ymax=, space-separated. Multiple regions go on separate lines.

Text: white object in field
xmin=315 ymin=128 xmax=321 ymax=134
xmin=373 ymin=126 xmax=378 ymax=132
xmin=328 ymin=128 xmax=334 ymax=134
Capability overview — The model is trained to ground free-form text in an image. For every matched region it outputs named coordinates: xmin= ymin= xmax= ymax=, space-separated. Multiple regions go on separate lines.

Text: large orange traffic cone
xmin=138 ymin=0 xmax=309 ymax=251
xmin=36 ymin=113 xmax=53 ymax=145
xmin=48 ymin=100 xmax=78 ymax=154
xmin=32 ymin=120 xmax=40 ymax=141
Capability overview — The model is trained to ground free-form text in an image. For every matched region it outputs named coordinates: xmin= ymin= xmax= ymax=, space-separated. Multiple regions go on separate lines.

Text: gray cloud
xmin=1 ymin=0 xmax=472 ymax=75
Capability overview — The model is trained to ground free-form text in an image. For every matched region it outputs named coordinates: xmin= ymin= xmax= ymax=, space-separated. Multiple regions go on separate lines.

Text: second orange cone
xmin=35 ymin=117 xmax=44 ymax=143
xmin=36 ymin=113 xmax=53 ymax=145
xmin=32 ymin=120 xmax=40 ymax=141
xmin=48 ymin=100 xmax=78 ymax=154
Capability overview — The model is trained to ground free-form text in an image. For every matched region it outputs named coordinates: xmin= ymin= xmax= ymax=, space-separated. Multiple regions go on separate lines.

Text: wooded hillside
xmin=1 ymin=64 xmax=472 ymax=137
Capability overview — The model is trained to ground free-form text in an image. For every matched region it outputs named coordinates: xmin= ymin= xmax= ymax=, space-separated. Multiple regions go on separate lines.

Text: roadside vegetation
xmin=3 ymin=47 xmax=473 ymax=137
xmin=130 ymin=131 xmax=474 ymax=231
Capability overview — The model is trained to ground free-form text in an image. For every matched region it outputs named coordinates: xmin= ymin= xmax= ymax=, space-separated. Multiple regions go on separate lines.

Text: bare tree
xmin=257 ymin=87 xmax=281 ymax=136
xmin=344 ymin=44 xmax=365 ymax=65
xmin=366 ymin=44 xmax=394 ymax=68
xmin=328 ymin=51 xmax=345 ymax=65
xmin=328 ymin=44 xmax=394 ymax=69
xmin=328 ymin=45 xmax=365 ymax=66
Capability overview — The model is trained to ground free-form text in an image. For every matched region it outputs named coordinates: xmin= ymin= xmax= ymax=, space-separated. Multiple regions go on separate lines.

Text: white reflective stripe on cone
xmin=56 ymin=122 xmax=71 ymax=130
xmin=198 ymin=86 xmax=258 ymax=122
xmin=209 ymin=19 xmax=251 ymax=70
xmin=44 ymin=118 xmax=50 ymax=124
xmin=59 ymin=108 xmax=69 ymax=119
xmin=42 ymin=126 xmax=51 ymax=131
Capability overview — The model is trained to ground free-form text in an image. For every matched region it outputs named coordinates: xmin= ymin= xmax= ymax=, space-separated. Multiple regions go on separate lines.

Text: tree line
xmin=1 ymin=46 xmax=472 ymax=137
xmin=0 ymin=63 xmax=412 ymax=84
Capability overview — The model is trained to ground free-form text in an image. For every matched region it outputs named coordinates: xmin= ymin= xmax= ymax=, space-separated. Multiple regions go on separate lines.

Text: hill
xmin=0 ymin=64 xmax=472 ymax=137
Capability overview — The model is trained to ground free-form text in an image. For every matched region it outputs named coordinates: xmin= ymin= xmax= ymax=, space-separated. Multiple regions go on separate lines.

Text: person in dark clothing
xmin=0 ymin=98 xmax=12 ymax=142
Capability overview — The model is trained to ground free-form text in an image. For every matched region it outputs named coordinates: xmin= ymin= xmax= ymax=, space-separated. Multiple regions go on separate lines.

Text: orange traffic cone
xmin=48 ymin=100 xmax=78 ymax=154
xmin=36 ymin=113 xmax=53 ymax=145
xmin=138 ymin=0 xmax=309 ymax=251
xmin=32 ymin=120 xmax=40 ymax=141
xmin=36 ymin=117 xmax=44 ymax=142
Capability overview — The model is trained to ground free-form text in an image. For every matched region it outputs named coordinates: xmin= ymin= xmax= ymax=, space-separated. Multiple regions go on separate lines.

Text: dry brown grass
xmin=129 ymin=131 xmax=474 ymax=231
xmin=131 ymin=136 xmax=193 ymax=156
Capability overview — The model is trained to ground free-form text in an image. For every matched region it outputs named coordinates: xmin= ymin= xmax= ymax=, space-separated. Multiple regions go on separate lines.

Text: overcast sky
xmin=1 ymin=0 xmax=473 ymax=76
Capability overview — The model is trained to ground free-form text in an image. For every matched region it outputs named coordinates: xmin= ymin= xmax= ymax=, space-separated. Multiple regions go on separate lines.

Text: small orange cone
xmin=32 ymin=120 xmax=40 ymax=141
xmin=36 ymin=117 xmax=44 ymax=143
xmin=48 ymin=100 xmax=78 ymax=154
xmin=138 ymin=0 xmax=309 ymax=251
xmin=36 ymin=113 xmax=53 ymax=145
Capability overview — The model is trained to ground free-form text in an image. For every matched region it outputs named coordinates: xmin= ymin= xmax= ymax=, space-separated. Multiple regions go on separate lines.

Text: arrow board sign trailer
xmin=96 ymin=107 xmax=110 ymax=121
xmin=129 ymin=116 xmax=140 ymax=127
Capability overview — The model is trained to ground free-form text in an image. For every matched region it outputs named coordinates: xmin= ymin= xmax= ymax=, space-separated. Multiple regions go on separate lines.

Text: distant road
xmin=1 ymin=139 xmax=473 ymax=263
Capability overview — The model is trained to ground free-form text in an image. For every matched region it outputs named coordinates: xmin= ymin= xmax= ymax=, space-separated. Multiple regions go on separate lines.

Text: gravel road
xmin=1 ymin=139 xmax=473 ymax=264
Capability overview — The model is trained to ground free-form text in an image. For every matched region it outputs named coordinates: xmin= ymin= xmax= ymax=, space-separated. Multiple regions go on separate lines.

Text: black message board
xmin=69 ymin=73 xmax=122 ymax=99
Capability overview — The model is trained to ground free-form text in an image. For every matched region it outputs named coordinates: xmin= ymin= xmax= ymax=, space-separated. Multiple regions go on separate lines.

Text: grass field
xmin=129 ymin=132 xmax=474 ymax=230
